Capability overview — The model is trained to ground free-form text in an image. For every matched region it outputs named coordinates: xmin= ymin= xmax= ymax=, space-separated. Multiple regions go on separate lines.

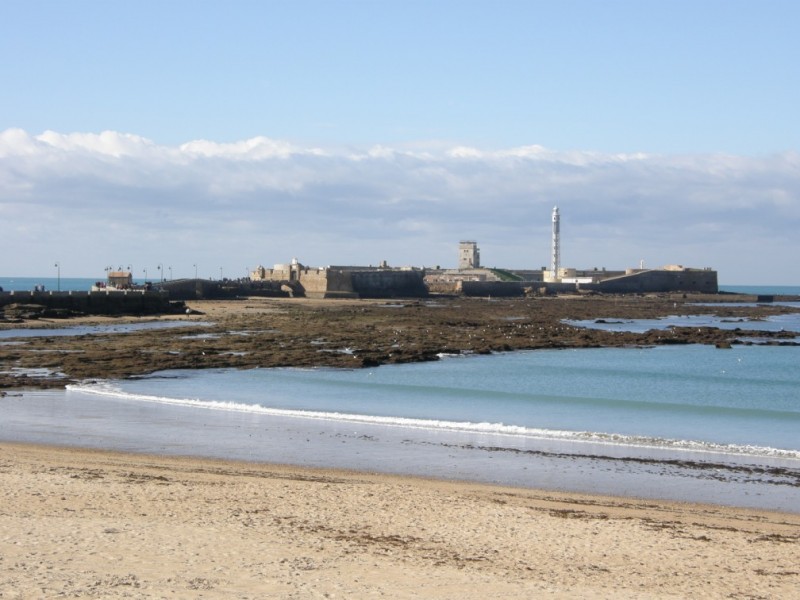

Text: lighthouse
xmin=550 ymin=205 xmax=560 ymax=280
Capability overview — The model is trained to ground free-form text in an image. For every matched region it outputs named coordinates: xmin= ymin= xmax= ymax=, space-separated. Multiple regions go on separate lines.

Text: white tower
xmin=550 ymin=206 xmax=560 ymax=279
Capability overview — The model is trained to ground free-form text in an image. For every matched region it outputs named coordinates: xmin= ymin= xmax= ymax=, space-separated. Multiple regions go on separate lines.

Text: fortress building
xmin=250 ymin=259 xmax=427 ymax=299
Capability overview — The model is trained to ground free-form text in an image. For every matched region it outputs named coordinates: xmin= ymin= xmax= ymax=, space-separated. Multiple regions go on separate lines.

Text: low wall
xmin=350 ymin=270 xmax=428 ymax=298
xmin=590 ymin=269 xmax=718 ymax=294
xmin=157 ymin=279 xmax=289 ymax=300
xmin=460 ymin=281 xmax=524 ymax=297
xmin=0 ymin=290 xmax=178 ymax=315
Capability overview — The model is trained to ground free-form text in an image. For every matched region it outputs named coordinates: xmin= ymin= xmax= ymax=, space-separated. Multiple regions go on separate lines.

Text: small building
xmin=107 ymin=271 xmax=133 ymax=288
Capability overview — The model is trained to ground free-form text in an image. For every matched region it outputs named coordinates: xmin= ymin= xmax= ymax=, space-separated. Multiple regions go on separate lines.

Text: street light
xmin=157 ymin=263 xmax=163 ymax=283
xmin=143 ymin=268 xmax=148 ymax=282
xmin=219 ymin=267 xmax=223 ymax=281
xmin=168 ymin=266 xmax=172 ymax=280
xmin=54 ymin=262 xmax=60 ymax=291
xmin=193 ymin=264 xmax=198 ymax=279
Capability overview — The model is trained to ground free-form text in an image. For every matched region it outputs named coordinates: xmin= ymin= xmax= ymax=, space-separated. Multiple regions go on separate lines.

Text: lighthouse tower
xmin=550 ymin=205 xmax=560 ymax=281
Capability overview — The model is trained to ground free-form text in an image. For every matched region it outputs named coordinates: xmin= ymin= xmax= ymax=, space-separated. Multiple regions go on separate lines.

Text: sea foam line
xmin=66 ymin=382 xmax=800 ymax=461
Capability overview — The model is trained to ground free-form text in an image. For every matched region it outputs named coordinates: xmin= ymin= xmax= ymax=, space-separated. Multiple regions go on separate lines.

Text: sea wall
xmin=589 ymin=269 xmax=718 ymax=294
xmin=299 ymin=269 xmax=357 ymax=299
xmin=350 ymin=270 xmax=428 ymax=298
xmin=291 ymin=268 xmax=427 ymax=299
xmin=157 ymin=279 xmax=289 ymax=300
xmin=0 ymin=290 xmax=178 ymax=315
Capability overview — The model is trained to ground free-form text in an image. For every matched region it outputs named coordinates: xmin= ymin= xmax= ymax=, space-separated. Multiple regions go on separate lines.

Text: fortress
xmin=425 ymin=261 xmax=718 ymax=297
xmin=249 ymin=206 xmax=717 ymax=298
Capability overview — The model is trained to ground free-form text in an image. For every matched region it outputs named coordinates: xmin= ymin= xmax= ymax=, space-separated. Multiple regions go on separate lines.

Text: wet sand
xmin=1 ymin=442 xmax=799 ymax=599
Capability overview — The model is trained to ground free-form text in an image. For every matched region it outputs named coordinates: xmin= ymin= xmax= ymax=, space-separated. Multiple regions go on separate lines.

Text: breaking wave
xmin=66 ymin=381 xmax=800 ymax=461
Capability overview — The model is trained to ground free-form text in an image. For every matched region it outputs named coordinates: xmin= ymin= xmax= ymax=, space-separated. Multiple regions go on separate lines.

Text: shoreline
xmin=2 ymin=441 xmax=799 ymax=598
xmin=5 ymin=383 xmax=800 ymax=515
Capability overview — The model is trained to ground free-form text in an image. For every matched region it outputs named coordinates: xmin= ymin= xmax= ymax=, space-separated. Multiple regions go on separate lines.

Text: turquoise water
xmin=75 ymin=345 xmax=800 ymax=457
xmin=0 ymin=276 xmax=158 ymax=292
xmin=1 ymin=277 xmax=107 ymax=291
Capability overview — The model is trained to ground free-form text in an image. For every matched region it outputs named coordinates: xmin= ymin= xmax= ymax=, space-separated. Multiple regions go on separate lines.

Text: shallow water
xmin=4 ymin=345 xmax=800 ymax=512
xmin=0 ymin=320 xmax=210 ymax=339
xmin=564 ymin=313 xmax=800 ymax=334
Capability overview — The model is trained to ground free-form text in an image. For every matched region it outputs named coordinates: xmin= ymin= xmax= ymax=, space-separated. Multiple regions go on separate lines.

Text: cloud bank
xmin=1 ymin=128 xmax=798 ymax=284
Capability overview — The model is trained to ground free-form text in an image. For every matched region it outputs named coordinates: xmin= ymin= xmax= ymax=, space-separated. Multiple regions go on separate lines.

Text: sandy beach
xmin=1 ymin=442 xmax=798 ymax=599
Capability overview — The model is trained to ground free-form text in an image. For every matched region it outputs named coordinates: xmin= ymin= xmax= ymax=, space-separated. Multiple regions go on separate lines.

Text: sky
xmin=1 ymin=0 xmax=799 ymax=284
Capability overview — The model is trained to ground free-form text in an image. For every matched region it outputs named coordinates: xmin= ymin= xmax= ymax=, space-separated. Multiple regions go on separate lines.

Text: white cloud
xmin=1 ymin=129 xmax=798 ymax=283
xmin=179 ymin=136 xmax=322 ymax=159
xmin=36 ymin=130 xmax=158 ymax=158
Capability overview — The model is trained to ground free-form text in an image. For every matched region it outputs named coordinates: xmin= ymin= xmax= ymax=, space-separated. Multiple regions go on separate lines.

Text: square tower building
xmin=458 ymin=241 xmax=480 ymax=269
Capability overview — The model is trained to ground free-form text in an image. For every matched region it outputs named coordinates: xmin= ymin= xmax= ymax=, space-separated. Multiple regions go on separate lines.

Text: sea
xmin=2 ymin=280 xmax=800 ymax=512
xmin=0 ymin=277 xmax=139 ymax=291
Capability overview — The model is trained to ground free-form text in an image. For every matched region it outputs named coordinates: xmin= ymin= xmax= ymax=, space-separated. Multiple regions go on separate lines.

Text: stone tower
xmin=458 ymin=241 xmax=480 ymax=270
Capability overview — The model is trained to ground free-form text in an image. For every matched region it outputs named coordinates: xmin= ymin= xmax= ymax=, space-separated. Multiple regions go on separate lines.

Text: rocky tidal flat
xmin=2 ymin=294 xmax=799 ymax=391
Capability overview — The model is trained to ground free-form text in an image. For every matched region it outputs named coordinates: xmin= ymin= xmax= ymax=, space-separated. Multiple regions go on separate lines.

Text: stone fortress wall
xmin=250 ymin=260 xmax=428 ymax=299
xmin=452 ymin=267 xmax=718 ymax=296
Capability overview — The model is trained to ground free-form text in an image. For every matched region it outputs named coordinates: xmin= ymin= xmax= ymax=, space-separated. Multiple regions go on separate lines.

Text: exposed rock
xmin=1 ymin=294 xmax=798 ymax=390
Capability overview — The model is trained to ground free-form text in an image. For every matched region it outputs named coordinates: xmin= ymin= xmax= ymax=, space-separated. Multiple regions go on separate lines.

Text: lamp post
xmin=55 ymin=262 xmax=60 ymax=291
xmin=169 ymin=266 xmax=172 ymax=280
xmin=219 ymin=267 xmax=223 ymax=281
xmin=158 ymin=263 xmax=163 ymax=283
xmin=143 ymin=268 xmax=148 ymax=282
xmin=193 ymin=264 xmax=198 ymax=280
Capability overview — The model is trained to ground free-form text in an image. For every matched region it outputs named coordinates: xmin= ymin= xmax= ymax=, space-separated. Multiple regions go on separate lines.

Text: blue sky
xmin=1 ymin=0 xmax=799 ymax=283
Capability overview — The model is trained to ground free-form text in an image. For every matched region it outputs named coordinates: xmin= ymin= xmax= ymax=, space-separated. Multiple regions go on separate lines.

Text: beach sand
xmin=1 ymin=443 xmax=798 ymax=599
